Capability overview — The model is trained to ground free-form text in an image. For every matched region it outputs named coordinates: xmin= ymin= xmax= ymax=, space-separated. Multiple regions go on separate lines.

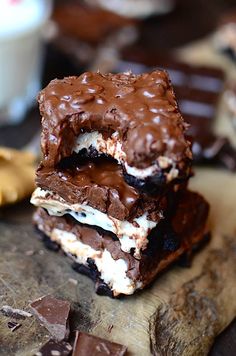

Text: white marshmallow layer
xmin=31 ymin=187 xmax=158 ymax=257
xmin=74 ymin=131 xmax=178 ymax=180
xmin=37 ymin=226 xmax=142 ymax=296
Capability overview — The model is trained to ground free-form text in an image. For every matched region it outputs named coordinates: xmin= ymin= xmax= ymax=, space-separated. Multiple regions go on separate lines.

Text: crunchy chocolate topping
xmin=39 ymin=71 xmax=192 ymax=171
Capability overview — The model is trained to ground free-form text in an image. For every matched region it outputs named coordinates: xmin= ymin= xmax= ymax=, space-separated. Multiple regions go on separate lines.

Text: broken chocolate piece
xmin=34 ymin=339 xmax=72 ymax=356
xmin=72 ymin=331 xmax=127 ymax=356
xmin=30 ymin=295 xmax=70 ymax=341
xmin=7 ymin=321 xmax=22 ymax=332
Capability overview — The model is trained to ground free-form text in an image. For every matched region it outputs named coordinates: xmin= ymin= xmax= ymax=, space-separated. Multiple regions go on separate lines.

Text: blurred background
xmin=0 ymin=0 xmax=235 ymax=143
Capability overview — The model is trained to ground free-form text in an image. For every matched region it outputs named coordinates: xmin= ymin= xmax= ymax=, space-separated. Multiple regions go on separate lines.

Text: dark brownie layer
xmin=38 ymin=70 xmax=192 ymax=178
xmin=34 ymin=190 xmax=209 ymax=296
xmin=36 ymin=155 xmax=182 ymax=222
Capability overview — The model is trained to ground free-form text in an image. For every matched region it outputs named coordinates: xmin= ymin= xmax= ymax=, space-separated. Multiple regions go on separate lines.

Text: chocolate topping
xmin=72 ymin=331 xmax=127 ymax=356
xmin=30 ymin=295 xmax=70 ymax=341
xmin=114 ymin=54 xmax=236 ymax=170
xmin=36 ymin=156 xmax=170 ymax=222
xmin=39 ymin=70 xmax=192 ymax=172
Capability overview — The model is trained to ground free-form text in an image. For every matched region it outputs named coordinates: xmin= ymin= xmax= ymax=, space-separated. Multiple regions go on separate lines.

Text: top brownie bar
xmin=39 ymin=71 xmax=192 ymax=184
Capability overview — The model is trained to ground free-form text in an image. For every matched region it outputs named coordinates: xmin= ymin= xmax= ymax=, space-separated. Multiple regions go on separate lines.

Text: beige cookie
xmin=0 ymin=147 xmax=36 ymax=206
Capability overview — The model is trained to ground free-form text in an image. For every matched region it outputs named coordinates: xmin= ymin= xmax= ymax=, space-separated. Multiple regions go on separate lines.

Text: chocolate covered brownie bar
xmin=31 ymin=156 xmax=184 ymax=257
xmin=33 ymin=190 xmax=209 ymax=297
xmin=32 ymin=68 xmax=210 ymax=297
xmin=38 ymin=70 xmax=192 ymax=187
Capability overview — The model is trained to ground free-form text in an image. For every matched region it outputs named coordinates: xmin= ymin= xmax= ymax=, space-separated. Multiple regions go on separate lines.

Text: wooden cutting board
xmin=0 ymin=40 xmax=236 ymax=356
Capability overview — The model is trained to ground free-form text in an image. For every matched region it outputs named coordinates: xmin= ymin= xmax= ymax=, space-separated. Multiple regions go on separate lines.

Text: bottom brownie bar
xmin=33 ymin=190 xmax=209 ymax=297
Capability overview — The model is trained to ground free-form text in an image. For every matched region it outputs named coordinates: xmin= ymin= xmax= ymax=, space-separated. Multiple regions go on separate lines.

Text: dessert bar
xmin=31 ymin=69 xmax=209 ymax=296
xmin=33 ymin=190 xmax=209 ymax=297
xmin=38 ymin=71 xmax=192 ymax=186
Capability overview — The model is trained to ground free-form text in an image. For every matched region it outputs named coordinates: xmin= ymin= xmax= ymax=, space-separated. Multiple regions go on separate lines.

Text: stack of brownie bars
xmin=31 ymin=70 xmax=209 ymax=297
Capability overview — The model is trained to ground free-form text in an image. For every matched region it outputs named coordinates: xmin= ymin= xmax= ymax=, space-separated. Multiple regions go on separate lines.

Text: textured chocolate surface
xmin=114 ymin=54 xmax=236 ymax=170
xmin=116 ymin=54 xmax=225 ymax=136
xmin=30 ymin=295 xmax=70 ymax=341
xmin=39 ymin=70 xmax=192 ymax=176
xmin=34 ymin=189 xmax=209 ymax=294
xmin=72 ymin=331 xmax=127 ymax=356
xmin=36 ymin=156 xmax=172 ymax=222
xmin=34 ymin=339 xmax=72 ymax=356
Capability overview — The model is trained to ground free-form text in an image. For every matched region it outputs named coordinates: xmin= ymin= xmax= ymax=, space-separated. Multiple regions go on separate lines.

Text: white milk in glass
xmin=0 ymin=0 xmax=52 ymax=124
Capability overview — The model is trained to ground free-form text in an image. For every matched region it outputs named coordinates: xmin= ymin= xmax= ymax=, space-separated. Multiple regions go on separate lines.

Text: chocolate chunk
xmin=7 ymin=321 xmax=22 ymax=332
xmin=30 ymin=295 xmax=70 ymax=341
xmin=72 ymin=331 xmax=127 ymax=356
xmin=34 ymin=339 xmax=72 ymax=356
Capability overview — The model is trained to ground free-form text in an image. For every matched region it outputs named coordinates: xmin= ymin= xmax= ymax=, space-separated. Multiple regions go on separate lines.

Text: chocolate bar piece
xmin=30 ymin=295 xmax=70 ymax=341
xmin=33 ymin=190 xmax=209 ymax=297
xmin=38 ymin=70 xmax=192 ymax=186
xmin=34 ymin=339 xmax=72 ymax=356
xmin=31 ymin=154 xmax=186 ymax=258
xmin=72 ymin=331 xmax=127 ymax=356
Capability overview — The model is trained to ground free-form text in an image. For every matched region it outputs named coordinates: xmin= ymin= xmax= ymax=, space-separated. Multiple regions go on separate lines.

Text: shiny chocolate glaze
xmin=39 ymin=71 xmax=192 ymax=173
xmin=36 ymin=156 xmax=174 ymax=221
